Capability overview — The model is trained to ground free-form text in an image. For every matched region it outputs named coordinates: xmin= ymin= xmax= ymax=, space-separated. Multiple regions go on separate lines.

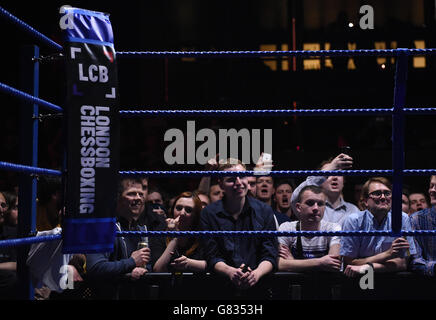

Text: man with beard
xmin=341 ymin=177 xmax=416 ymax=277
xmin=410 ymin=175 xmax=436 ymax=276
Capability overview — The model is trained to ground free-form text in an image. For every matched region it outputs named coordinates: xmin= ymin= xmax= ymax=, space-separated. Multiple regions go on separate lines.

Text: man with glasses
xmin=340 ymin=177 xmax=416 ymax=277
xmin=200 ymin=159 xmax=278 ymax=297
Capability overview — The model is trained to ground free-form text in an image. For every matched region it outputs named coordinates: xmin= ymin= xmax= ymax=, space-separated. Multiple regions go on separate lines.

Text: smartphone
xmin=262 ymin=153 xmax=272 ymax=162
xmin=339 ymin=146 xmax=351 ymax=156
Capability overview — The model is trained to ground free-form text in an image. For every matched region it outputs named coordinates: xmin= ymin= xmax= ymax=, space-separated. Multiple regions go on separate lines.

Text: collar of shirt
xmin=326 ymin=196 xmax=347 ymax=211
xmin=364 ymin=209 xmax=390 ymax=228
xmin=117 ymin=216 xmax=141 ymax=231
xmin=217 ymin=196 xmax=252 ymax=221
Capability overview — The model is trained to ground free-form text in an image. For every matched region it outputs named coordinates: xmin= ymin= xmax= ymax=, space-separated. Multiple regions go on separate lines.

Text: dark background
xmin=0 ymin=0 xmax=435 ymax=201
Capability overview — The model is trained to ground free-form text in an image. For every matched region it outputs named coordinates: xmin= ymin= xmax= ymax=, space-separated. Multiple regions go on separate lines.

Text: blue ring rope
xmin=0 ymin=161 xmax=62 ymax=176
xmin=0 ymin=82 xmax=63 ymax=113
xmin=120 ymin=169 xmax=394 ymax=177
xmin=2 ymin=164 xmax=436 ymax=178
xmin=1 ymin=229 xmax=435 ymax=249
xmin=13 ymin=107 xmax=436 ymax=119
xmin=1 ymin=6 xmax=435 ymax=253
xmin=122 ymin=169 xmax=436 ymax=176
xmin=120 ymin=108 xmax=395 ymax=117
xmin=116 ymin=48 xmax=436 ymax=59
xmin=117 ymin=230 xmax=436 ymax=237
xmin=0 ymin=234 xmax=62 ymax=249
xmin=0 ymin=6 xmax=62 ymax=52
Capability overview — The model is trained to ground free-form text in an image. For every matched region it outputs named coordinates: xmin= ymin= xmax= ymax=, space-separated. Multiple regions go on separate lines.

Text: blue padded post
xmin=17 ymin=45 xmax=39 ymax=300
xmin=392 ymin=49 xmax=408 ymax=236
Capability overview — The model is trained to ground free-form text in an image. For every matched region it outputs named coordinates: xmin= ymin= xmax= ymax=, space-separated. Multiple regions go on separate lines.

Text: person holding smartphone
xmin=290 ymin=152 xmax=359 ymax=228
xmin=154 ymin=192 xmax=206 ymax=273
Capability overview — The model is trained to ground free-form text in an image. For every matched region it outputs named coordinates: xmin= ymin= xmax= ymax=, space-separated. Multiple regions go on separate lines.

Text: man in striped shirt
xmin=278 ymin=185 xmax=342 ymax=272
xmin=410 ymin=175 xmax=436 ymax=276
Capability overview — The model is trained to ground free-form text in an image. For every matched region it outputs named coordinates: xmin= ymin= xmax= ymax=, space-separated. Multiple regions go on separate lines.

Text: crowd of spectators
xmin=0 ymin=152 xmax=435 ymax=300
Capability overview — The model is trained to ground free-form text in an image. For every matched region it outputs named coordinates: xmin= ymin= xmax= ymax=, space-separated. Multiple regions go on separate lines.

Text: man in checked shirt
xmin=410 ymin=175 xmax=436 ymax=276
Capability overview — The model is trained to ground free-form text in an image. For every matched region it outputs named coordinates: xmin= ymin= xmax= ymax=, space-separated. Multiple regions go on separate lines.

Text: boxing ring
xmin=1 ymin=5 xmax=436 ymax=300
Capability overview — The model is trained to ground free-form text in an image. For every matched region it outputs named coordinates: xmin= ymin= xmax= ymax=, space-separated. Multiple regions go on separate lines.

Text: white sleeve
xmin=26 ymin=227 xmax=70 ymax=292
xmin=329 ymin=223 xmax=342 ymax=246
xmin=278 ymin=222 xmax=296 ymax=248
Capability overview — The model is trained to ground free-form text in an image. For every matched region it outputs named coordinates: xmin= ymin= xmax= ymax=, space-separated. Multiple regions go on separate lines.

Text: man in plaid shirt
xmin=410 ymin=175 xmax=436 ymax=276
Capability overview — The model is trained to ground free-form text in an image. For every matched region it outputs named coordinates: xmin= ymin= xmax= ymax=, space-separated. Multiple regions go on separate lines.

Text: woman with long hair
xmin=153 ymin=191 xmax=206 ymax=272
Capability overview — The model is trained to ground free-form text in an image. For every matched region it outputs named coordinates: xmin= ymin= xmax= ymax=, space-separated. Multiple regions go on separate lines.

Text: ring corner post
xmin=18 ymin=45 xmax=39 ymax=300
xmin=391 ymin=49 xmax=408 ymax=237
xmin=61 ymin=7 xmax=119 ymax=255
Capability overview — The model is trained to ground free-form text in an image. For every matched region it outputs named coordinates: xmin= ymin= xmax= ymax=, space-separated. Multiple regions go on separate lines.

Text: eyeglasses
xmin=175 ymin=205 xmax=193 ymax=214
xmin=369 ymin=190 xmax=392 ymax=199
xmin=0 ymin=202 xmax=7 ymax=209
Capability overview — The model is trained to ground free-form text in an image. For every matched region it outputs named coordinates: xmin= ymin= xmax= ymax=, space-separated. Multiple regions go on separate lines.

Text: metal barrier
xmin=87 ymin=272 xmax=436 ymax=300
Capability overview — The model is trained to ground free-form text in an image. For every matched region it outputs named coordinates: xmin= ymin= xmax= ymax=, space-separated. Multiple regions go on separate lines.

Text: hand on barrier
xmin=279 ymin=244 xmax=292 ymax=260
xmin=318 ymin=255 xmax=342 ymax=272
xmin=387 ymin=237 xmax=410 ymax=258
xmin=239 ymin=266 xmax=260 ymax=289
xmin=131 ymin=267 xmax=148 ymax=280
xmin=131 ymin=247 xmax=151 ymax=267
xmin=227 ymin=264 xmax=248 ymax=288
xmin=169 ymin=255 xmax=190 ymax=271
xmin=344 ymin=264 xmax=365 ymax=278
